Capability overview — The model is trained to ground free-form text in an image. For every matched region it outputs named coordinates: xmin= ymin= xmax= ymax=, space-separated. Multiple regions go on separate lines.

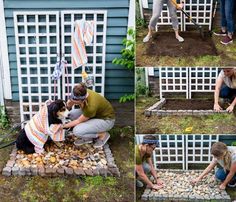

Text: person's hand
xmin=191 ymin=177 xmax=201 ymax=184
xmin=177 ymin=3 xmax=184 ymax=9
xmin=67 ymin=99 xmax=74 ymax=110
xmin=152 ymin=184 xmax=164 ymax=190
xmin=156 ymin=178 xmax=164 ymax=186
xmin=226 ymin=104 xmax=234 ymax=113
xmin=219 ymin=183 xmax=226 ymax=190
xmin=214 ymin=103 xmax=222 ymax=112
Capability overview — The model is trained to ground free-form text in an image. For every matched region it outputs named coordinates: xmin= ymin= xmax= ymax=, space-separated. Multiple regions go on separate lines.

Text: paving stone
xmin=30 ymin=167 xmax=38 ymax=176
xmin=6 ymin=160 xmax=15 ymax=168
xmin=92 ymin=168 xmax=99 ymax=175
xmin=57 ymin=168 xmax=64 ymax=175
xmin=141 ymin=194 xmax=148 ymax=201
xmin=74 ymin=168 xmax=85 ymax=176
xmin=65 ymin=167 xmax=74 ymax=175
xmin=38 ymin=166 xmax=45 ymax=177
xmin=12 ymin=166 xmax=19 ymax=176
xmin=2 ymin=166 xmax=11 ymax=176
xmin=107 ymin=163 xmax=116 ymax=168
xmin=144 ymin=110 xmax=151 ymax=117
xmin=25 ymin=167 xmax=31 ymax=176
xmin=84 ymin=169 xmax=93 ymax=176
xmin=99 ymin=168 xmax=107 ymax=177
xmin=19 ymin=167 xmax=26 ymax=176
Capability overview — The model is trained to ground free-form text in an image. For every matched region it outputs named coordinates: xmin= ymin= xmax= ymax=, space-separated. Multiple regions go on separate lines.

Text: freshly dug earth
xmin=145 ymin=32 xmax=217 ymax=57
xmin=162 ymin=99 xmax=214 ymax=110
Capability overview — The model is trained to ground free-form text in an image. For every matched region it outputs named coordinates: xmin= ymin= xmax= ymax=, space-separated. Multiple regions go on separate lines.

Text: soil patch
xmin=145 ymin=32 xmax=217 ymax=57
xmin=162 ymin=99 xmax=214 ymax=110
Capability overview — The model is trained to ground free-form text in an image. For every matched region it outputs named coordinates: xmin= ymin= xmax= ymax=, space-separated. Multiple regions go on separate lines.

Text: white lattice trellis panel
xmin=14 ymin=11 xmax=60 ymax=122
xmin=189 ymin=67 xmax=218 ymax=99
xmin=156 ymin=4 xmax=183 ymax=31
xmin=154 ymin=135 xmax=185 ymax=170
xmin=183 ymin=0 xmax=213 ymax=31
xmin=185 ymin=135 xmax=219 ymax=170
xmin=136 ymin=135 xmax=185 ymax=170
xmin=159 ymin=67 xmax=189 ymax=99
xmin=61 ymin=10 xmax=107 ymax=99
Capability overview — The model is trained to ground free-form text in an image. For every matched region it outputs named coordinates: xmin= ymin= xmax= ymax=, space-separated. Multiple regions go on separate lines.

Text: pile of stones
xmin=141 ymin=169 xmax=231 ymax=201
xmin=2 ymin=136 xmax=120 ymax=177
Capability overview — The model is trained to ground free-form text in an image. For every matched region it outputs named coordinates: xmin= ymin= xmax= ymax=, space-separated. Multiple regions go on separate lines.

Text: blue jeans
xmin=215 ymin=168 xmax=236 ymax=182
xmin=219 ymin=85 xmax=236 ymax=101
xmin=136 ymin=162 xmax=151 ymax=176
xmin=220 ymin=0 xmax=235 ymax=34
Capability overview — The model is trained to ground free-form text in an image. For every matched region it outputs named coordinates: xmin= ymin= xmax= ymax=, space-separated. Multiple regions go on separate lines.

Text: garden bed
xmin=141 ymin=169 xmax=231 ymax=201
xmin=145 ymin=98 xmax=228 ymax=117
xmin=2 ymin=135 xmax=120 ymax=177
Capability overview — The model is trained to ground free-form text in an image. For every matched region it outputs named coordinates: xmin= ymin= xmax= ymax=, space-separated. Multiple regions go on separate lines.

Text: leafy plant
xmin=119 ymin=94 xmax=135 ymax=103
xmin=0 ymin=106 xmax=9 ymax=129
xmin=136 ymin=83 xmax=149 ymax=97
xmin=231 ymin=141 xmax=236 ymax=146
xmin=112 ymin=28 xmax=135 ymax=103
xmin=136 ymin=18 xmax=147 ymax=28
xmin=112 ymin=29 xmax=135 ymax=70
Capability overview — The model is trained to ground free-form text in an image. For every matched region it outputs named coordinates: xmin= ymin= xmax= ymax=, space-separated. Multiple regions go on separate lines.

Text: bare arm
xmin=63 ymin=114 xmax=89 ymax=128
xmin=214 ymin=77 xmax=224 ymax=111
xmin=147 ymin=157 xmax=158 ymax=180
xmin=193 ymin=160 xmax=217 ymax=183
xmin=221 ymin=162 xmax=236 ymax=187
xmin=136 ymin=164 xmax=154 ymax=188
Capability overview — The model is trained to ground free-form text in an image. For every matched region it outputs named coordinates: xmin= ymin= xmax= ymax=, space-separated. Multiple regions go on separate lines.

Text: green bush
xmin=136 ymin=83 xmax=149 ymax=97
xmin=112 ymin=28 xmax=135 ymax=103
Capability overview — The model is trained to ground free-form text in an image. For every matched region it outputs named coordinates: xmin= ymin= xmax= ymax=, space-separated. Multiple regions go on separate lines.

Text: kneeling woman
xmin=192 ymin=142 xmax=236 ymax=189
xmin=136 ymin=135 xmax=164 ymax=190
xmin=63 ymin=83 xmax=115 ymax=148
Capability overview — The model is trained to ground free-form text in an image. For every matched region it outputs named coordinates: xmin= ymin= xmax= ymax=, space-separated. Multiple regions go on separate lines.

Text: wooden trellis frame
xmin=189 ymin=67 xmax=218 ymax=99
xmin=159 ymin=67 xmax=219 ymax=99
xmin=185 ymin=135 xmax=219 ymax=170
xmin=14 ymin=11 xmax=61 ymax=121
xmin=14 ymin=10 xmax=107 ymax=122
xmin=61 ymin=10 xmax=107 ymax=99
xmin=159 ymin=67 xmax=189 ymax=99
xmin=136 ymin=134 xmax=219 ymax=170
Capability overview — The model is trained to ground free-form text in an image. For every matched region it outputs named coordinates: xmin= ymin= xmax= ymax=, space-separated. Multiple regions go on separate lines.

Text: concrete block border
xmin=141 ymin=169 xmax=231 ymax=202
xmin=2 ymin=143 xmax=120 ymax=177
xmin=145 ymin=98 xmax=228 ymax=117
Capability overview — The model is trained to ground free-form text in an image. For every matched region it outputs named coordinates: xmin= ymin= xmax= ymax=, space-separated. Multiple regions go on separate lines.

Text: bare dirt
xmin=162 ymin=99 xmax=214 ymax=110
xmin=145 ymin=32 xmax=217 ymax=57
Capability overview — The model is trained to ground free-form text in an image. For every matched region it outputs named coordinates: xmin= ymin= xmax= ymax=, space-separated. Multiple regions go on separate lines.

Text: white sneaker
xmin=143 ymin=34 xmax=152 ymax=43
xmin=176 ymin=35 xmax=184 ymax=42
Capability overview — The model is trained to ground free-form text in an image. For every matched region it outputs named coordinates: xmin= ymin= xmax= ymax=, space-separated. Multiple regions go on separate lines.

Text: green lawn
xmin=0 ymin=126 xmax=134 ymax=202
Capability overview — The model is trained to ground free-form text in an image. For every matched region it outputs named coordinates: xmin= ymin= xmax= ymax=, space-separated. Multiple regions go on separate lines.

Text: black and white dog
xmin=16 ymin=100 xmax=69 ymax=154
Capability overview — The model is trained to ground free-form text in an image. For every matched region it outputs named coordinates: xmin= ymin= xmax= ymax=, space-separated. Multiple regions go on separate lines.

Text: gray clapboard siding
xmin=4 ymin=0 xmax=133 ymax=101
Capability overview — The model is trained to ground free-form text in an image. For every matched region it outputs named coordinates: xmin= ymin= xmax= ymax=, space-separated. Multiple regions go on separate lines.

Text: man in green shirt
xmin=136 ymin=135 xmax=164 ymax=190
xmin=63 ymin=82 xmax=115 ymax=148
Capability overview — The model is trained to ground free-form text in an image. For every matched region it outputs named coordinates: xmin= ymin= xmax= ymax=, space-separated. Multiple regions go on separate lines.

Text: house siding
xmin=4 ymin=0 xmax=134 ymax=101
